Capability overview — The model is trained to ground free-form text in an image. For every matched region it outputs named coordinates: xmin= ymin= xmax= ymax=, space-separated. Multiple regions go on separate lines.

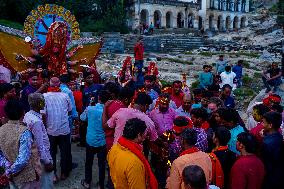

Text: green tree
xmin=277 ymin=0 xmax=284 ymax=27
xmin=0 ymin=0 xmax=129 ymax=33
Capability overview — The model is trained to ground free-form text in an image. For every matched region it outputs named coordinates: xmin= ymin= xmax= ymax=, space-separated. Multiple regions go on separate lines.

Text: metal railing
xmin=140 ymin=0 xmax=199 ymax=8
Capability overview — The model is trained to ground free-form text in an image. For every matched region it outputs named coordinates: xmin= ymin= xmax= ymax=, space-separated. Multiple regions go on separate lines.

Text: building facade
xmin=127 ymin=0 xmax=250 ymax=32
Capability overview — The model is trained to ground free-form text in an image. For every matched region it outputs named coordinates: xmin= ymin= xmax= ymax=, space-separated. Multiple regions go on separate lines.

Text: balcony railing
xmin=140 ymin=0 xmax=199 ymax=8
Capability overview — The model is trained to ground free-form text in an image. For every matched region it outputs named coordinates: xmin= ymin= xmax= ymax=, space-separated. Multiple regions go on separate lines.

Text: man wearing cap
xmin=134 ymin=36 xmax=144 ymax=74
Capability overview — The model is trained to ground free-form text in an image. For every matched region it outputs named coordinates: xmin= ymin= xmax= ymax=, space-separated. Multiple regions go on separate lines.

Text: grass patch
xmin=236 ymin=52 xmax=260 ymax=58
xmin=198 ymin=51 xmax=260 ymax=58
xmin=160 ymin=80 xmax=172 ymax=87
xmin=199 ymin=52 xmax=213 ymax=57
xmin=234 ymin=87 xmax=255 ymax=97
xmin=242 ymin=60 xmax=250 ymax=69
xmin=184 ymin=51 xmax=193 ymax=55
xmin=242 ymin=74 xmax=253 ymax=86
xmin=253 ymin=72 xmax=262 ymax=78
xmin=164 ymin=58 xmax=193 ymax=65
xmin=191 ymin=80 xmax=199 ymax=89
xmin=0 ymin=19 xmax=23 ymax=30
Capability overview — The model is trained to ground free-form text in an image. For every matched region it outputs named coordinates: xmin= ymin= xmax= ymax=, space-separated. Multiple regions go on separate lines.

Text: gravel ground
xmin=54 ymin=144 xmax=102 ymax=189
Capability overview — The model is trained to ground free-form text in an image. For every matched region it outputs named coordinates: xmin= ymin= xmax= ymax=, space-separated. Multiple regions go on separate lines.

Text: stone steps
xmin=101 ymin=32 xmax=204 ymax=53
xmin=101 ymin=32 xmax=124 ymax=53
xmin=153 ymin=28 xmax=200 ymax=35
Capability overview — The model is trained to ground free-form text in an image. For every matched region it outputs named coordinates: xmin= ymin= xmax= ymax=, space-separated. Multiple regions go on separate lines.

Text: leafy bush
xmin=242 ymin=60 xmax=250 ymax=69
xmin=277 ymin=15 xmax=284 ymax=26
xmin=253 ymin=72 xmax=262 ymax=79
xmin=0 ymin=19 xmax=23 ymax=30
xmin=242 ymin=74 xmax=253 ymax=86
xmin=191 ymin=80 xmax=199 ymax=89
xmin=233 ymin=87 xmax=255 ymax=97
xmin=160 ymin=80 xmax=172 ymax=87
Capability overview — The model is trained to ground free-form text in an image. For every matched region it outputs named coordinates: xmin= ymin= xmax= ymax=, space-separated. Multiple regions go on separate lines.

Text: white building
xmin=127 ymin=0 xmax=250 ymax=32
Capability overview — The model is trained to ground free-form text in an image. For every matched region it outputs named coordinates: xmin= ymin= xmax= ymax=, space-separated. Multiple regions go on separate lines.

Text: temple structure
xmin=127 ymin=0 xmax=250 ymax=32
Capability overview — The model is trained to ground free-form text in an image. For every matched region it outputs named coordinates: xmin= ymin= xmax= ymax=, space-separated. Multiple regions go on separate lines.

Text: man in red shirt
xmin=134 ymin=36 xmax=144 ymax=74
xmin=230 ymin=132 xmax=265 ymax=189
xmin=171 ymin=80 xmax=184 ymax=108
xmin=102 ymin=87 xmax=135 ymax=151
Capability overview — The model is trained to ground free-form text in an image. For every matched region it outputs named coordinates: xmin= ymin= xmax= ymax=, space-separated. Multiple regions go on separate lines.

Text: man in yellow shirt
xmin=107 ymin=118 xmax=158 ymax=189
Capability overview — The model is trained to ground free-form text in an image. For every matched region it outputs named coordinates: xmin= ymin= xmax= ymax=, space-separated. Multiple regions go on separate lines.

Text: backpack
xmin=208 ymin=152 xmax=224 ymax=189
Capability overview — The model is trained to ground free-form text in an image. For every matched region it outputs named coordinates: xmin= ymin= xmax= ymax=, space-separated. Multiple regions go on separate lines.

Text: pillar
xmin=173 ymin=12 xmax=177 ymax=28
xmin=161 ymin=14 xmax=166 ymax=28
xmin=193 ymin=18 xmax=199 ymax=29
xmin=133 ymin=3 xmax=140 ymax=30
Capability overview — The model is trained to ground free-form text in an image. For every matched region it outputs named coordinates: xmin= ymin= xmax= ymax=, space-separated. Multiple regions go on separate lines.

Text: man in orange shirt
xmin=167 ymin=128 xmax=212 ymax=189
xmin=107 ymin=118 xmax=158 ymax=189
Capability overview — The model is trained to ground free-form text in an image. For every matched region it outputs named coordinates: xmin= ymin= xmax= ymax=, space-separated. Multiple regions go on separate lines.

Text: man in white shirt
xmin=42 ymin=77 xmax=72 ymax=182
xmin=24 ymin=93 xmax=54 ymax=188
xmin=220 ymin=66 xmax=236 ymax=89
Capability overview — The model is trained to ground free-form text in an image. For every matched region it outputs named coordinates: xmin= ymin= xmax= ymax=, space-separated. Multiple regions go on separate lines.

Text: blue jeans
xmin=85 ymin=144 xmax=107 ymax=189
xmin=262 ymin=76 xmax=281 ymax=90
xmin=134 ymin=60 xmax=144 ymax=73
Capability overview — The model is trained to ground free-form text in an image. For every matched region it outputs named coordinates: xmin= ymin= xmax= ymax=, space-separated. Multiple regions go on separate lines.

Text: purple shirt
xmin=107 ymin=108 xmax=158 ymax=144
xmin=23 ymin=110 xmax=52 ymax=164
xmin=149 ymin=108 xmax=177 ymax=136
xmin=194 ymin=127 xmax=208 ymax=152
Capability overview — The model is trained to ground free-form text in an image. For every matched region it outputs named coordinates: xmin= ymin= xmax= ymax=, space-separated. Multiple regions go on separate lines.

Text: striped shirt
xmin=193 ymin=127 xmax=208 ymax=152
xmin=43 ymin=92 xmax=72 ymax=136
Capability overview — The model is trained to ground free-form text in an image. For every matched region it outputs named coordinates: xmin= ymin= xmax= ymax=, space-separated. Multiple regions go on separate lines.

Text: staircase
xmin=101 ymin=32 xmax=124 ymax=53
xmin=124 ymin=34 xmax=204 ymax=53
xmin=101 ymin=32 xmax=205 ymax=54
xmin=159 ymin=36 xmax=204 ymax=52
xmin=153 ymin=28 xmax=200 ymax=35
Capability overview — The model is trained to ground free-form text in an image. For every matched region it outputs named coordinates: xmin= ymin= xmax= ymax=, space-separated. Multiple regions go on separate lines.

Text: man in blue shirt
xmin=59 ymin=74 xmax=79 ymax=133
xmin=80 ymin=71 xmax=103 ymax=147
xmin=220 ymin=84 xmax=235 ymax=109
xmin=262 ymin=111 xmax=284 ymax=189
xmin=82 ymin=71 xmax=103 ymax=110
xmin=60 ymin=74 xmax=78 ymax=118
xmin=80 ymin=90 xmax=111 ymax=189
xmin=144 ymin=75 xmax=159 ymax=100
xmin=216 ymin=55 xmax=228 ymax=75
xmin=232 ymin=60 xmax=243 ymax=88
xmin=199 ymin=65 xmax=213 ymax=91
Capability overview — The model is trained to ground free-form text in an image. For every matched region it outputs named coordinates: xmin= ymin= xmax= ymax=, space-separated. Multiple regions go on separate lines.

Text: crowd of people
xmin=0 ymin=37 xmax=283 ymax=189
